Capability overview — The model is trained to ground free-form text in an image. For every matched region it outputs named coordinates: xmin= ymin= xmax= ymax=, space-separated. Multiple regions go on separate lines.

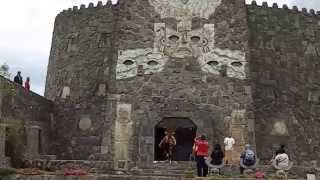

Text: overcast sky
xmin=0 ymin=0 xmax=319 ymax=95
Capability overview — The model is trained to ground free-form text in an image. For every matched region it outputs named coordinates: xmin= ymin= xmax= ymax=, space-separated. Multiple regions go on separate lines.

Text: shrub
xmin=0 ymin=168 xmax=17 ymax=177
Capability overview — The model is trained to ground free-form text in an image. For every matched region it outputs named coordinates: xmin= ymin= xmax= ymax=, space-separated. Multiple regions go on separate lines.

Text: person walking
xmin=24 ymin=77 xmax=30 ymax=91
xmin=224 ymin=135 xmax=235 ymax=165
xmin=194 ymin=135 xmax=209 ymax=177
xmin=159 ymin=129 xmax=176 ymax=163
xmin=14 ymin=71 xmax=23 ymax=85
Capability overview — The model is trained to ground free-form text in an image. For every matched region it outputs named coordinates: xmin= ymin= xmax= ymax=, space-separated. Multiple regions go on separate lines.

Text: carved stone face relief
xmin=115 ymin=0 xmax=247 ymax=80
xmin=116 ymin=48 xmax=168 ymax=79
xmin=199 ymin=48 xmax=247 ymax=79
xmin=154 ymin=22 xmax=214 ymax=59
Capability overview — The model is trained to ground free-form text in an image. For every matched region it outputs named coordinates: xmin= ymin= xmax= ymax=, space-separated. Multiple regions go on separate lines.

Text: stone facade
xmin=0 ymin=76 xmax=54 ymax=166
xmin=45 ymin=0 xmax=254 ymax=168
xmin=39 ymin=0 xmax=320 ymax=169
xmin=247 ymin=2 xmax=320 ymax=166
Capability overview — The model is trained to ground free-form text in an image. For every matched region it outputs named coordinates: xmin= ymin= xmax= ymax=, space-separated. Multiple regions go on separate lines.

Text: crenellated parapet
xmin=58 ymin=1 xmax=111 ymax=15
xmin=248 ymin=0 xmax=320 ymax=17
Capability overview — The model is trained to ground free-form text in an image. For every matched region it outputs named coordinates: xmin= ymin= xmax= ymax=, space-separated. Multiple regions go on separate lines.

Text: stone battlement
xmin=58 ymin=0 xmax=121 ymax=16
xmin=248 ymin=0 xmax=320 ymax=17
xmin=58 ymin=0 xmax=320 ymax=19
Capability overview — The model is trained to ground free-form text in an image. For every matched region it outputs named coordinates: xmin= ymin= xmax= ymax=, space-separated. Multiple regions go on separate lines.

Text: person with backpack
xmin=159 ymin=129 xmax=176 ymax=162
xmin=240 ymin=144 xmax=256 ymax=174
xmin=194 ymin=135 xmax=209 ymax=177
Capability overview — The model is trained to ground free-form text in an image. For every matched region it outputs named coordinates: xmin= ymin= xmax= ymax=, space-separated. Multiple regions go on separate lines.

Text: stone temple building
xmin=1 ymin=0 xmax=320 ymax=173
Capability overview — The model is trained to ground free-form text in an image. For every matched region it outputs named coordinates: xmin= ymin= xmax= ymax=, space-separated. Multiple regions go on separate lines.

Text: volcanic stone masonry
xmin=2 ymin=0 xmax=320 ymax=171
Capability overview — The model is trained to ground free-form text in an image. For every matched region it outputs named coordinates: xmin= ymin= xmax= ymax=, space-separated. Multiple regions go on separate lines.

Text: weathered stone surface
xmin=0 ymin=76 xmax=54 ymax=163
xmin=44 ymin=0 xmax=253 ymax=163
xmin=38 ymin=0 xmax=320 ymax=170
xmin=247 ymin=4 xmax=320 ymax=165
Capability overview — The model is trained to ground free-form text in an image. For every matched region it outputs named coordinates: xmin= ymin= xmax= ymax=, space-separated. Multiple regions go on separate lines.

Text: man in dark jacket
xmin=14 ymin=71 xmax=23 ymax=85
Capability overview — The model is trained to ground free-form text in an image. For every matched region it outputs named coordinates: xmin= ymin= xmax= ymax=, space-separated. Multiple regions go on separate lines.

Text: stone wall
xmin=0 ymin=76 xmax=54 ymax=165
xmin=247 ymin=2 xmax=320 ymax=166
xmin=45 ymin=0 xmax=256 ymax=165
xmin=44 ymin=2 xmax=115 ymax=160
xmin=112 ymin=0 xmax=255 ymax=168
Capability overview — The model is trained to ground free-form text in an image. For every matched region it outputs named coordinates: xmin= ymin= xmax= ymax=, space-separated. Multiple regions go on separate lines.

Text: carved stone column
xmin=114 ymin=103 xmax=133 ymax=170
xmin=26 ymin=125 xmax=41 ymax=158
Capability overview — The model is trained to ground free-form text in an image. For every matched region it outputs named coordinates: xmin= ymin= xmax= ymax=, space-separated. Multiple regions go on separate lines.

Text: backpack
xmin=244 ymin=150 xmax=255 ymax=165
xmin=166 ymin=136 xmax=175 ymax=146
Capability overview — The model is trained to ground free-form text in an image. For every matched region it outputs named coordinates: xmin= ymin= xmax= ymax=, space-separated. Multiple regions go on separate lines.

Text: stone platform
xmin=13 ymin=160 xmax=320 ymax=179
xmin=0 ymin=174 xmax=314 ymax=180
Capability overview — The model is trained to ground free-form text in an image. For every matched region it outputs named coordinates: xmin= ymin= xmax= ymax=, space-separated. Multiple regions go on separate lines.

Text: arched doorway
xmin=154 ymin=117 xmax=197 ymax=161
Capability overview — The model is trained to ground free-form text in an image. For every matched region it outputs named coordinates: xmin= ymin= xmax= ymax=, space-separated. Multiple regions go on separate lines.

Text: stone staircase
xmin=130 ymin=161 xmax=195 ymax=177
xmin=129 ymin=162 xmax=310 ymax=179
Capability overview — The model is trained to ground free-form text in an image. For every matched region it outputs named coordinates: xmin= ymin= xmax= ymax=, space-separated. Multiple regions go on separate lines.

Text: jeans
xmin=196 ymin=156 xmax=208 ymax=177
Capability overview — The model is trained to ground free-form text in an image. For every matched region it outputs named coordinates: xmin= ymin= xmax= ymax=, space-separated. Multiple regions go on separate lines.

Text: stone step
xmin=133 ymin=164 xmax=306 ymax=179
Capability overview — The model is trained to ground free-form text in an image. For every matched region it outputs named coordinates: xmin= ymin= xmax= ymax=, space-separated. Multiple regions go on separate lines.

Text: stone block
xmin=307 ymin=174 xmax=316 ymax=180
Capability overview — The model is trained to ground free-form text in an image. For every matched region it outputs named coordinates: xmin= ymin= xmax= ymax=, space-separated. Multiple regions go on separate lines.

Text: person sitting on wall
xmin=159 ymin=129 xmax=176 ymax=162
xmin=205 ymin=144 xmax=224 ymax=175
xmin=194 ymin=135 xmax=209 ymax=177
xmin=240 ymin=144 xmax=257 ymax=174
xmin=272 ymin=148 xmax=290 ymax=169
xmin=211 ymin=144 xmax=224 ymax=165
xmin=14 ymin=71 xmax=23 ymax=85
xmin=271 ymin=148 xmax=292 ymax=179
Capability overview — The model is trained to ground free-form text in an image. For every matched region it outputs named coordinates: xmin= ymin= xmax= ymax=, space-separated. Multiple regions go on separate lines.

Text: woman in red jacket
xmin=24 ymin=77 xmax=30 ymax=91
xmin=194 ymin=135 xmax=209 ymax=177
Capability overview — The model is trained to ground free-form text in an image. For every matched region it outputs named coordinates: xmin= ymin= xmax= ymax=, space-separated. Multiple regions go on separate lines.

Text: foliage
xmin=0 ymin=168 xmax=17 ymax=177
xmin=0 ymin=78 xmax=16 ymax=96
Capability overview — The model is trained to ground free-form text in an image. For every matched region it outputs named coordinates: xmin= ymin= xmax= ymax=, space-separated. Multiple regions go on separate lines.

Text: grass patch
xmin=0 ymin=168 xmax=17 ymax=177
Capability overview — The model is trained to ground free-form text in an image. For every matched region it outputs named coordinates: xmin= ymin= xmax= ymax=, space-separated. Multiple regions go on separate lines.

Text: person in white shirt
xmin=224 ymin=135 xmax=235 ymax=164
xmin=274 ymin=149 xmax=289 ymax=169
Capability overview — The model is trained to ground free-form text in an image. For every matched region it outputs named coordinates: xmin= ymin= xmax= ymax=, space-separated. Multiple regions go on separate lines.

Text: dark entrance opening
xmin=155 ymin=117 xmax=197 ymax=161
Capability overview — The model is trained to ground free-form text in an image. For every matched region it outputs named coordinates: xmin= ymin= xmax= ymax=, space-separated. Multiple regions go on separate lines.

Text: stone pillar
xmin=114 ymin=103 xmax=133 ymax=170
xmin=26 ymin=125 xmax=41 ymax=158
xmin=0 ymin=124 xmax=6 ymax=158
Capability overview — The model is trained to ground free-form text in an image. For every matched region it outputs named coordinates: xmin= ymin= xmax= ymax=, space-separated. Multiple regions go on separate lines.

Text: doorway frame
xmin=153 ymin=117 xmax=197 ymax=161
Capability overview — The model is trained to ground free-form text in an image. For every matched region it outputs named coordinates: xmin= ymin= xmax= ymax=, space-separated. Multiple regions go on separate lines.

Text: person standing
xmin=224 ymin=135 xmax=235 ymax=165
xmin=24 ymin=77 xmax=30 ymax=91
xmin=194 ymin=135 xmax=209 ymax=177
xmin=159 ymin=129 xmax=176 ymax=162
xmin=14 ymin=71 xmax=23 ymax=85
